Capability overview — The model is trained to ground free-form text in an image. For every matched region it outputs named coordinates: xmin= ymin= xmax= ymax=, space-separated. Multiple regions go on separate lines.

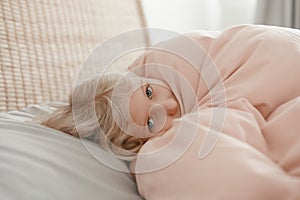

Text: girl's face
xmin=125 ymin=78 xmax=181 ymax=139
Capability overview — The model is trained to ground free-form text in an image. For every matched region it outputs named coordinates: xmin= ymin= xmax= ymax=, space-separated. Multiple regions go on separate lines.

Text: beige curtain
xmin=255 ymin=0 xmax=300 ymax=29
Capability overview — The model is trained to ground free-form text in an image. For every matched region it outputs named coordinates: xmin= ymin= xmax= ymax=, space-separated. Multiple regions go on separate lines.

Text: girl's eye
xmin=146 ymin=85 xmax=153 ymax=99
xmin=147 ymin=118 xmax=154 ymax=131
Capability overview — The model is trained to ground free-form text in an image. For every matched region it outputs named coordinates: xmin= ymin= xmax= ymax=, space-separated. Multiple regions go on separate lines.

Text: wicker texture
xmin=0 ymin=0 xmax=146 ymax=112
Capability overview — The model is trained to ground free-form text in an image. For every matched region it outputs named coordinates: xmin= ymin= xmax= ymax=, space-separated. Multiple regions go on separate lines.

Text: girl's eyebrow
xmin=141 ymin=83 xmax=147 ymax=98
xmin=140 ymin=84 xmax=148 ymax=127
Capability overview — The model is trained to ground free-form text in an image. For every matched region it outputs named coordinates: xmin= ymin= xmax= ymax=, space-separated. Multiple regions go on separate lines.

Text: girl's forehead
xmin=115 ymin=73 xmax=168 ymax=92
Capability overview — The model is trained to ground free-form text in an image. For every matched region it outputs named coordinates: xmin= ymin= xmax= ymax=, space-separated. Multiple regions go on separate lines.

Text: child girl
xmin=42 ymin=25 xmax=300 ymax=199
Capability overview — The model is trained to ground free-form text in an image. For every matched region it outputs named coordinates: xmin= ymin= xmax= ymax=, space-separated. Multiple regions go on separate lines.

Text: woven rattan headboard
xmin=0 ymin=0 xmax=147 ymax=112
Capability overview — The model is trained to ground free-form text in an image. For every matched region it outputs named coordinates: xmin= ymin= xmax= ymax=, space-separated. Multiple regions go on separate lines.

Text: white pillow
xmin=0 ymin=105 xmax=143 ymax=200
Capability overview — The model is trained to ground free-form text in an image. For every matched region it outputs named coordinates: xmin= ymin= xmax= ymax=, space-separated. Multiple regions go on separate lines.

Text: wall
xmin=141 ymin=0 xmax=257 ymax=43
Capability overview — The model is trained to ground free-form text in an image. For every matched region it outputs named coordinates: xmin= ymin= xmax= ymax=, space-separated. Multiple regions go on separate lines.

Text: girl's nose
xmin=148 ymin=98 xmax=180 ymax=133
xmin=162 ymin=98 xmax=179 ymax=116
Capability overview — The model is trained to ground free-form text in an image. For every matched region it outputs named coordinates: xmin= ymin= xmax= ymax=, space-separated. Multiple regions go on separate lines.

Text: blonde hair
xmin=41 ymin=73 xmax=147 ymax=160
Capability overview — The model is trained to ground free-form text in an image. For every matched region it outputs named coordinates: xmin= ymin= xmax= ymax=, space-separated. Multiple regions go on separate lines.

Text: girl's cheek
xmin=149 ymin=104 xmax=167 ymax=133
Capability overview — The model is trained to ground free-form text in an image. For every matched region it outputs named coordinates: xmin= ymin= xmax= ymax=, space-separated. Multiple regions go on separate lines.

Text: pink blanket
xmin=128 ymin=25 xmax=300 ymax=199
